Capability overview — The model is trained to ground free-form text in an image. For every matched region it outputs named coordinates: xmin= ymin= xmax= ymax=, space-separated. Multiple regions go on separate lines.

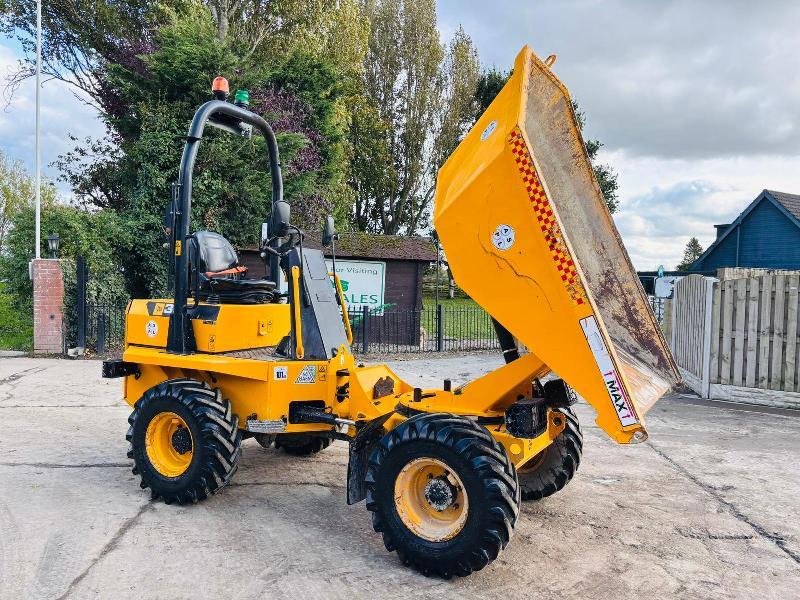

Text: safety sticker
xmin=295 ymin=365 xmax=317 ymax=384
xmin=492 ymin=224 xmax=515 ymax=251
xmin=579 ymin=316 xmax=639 ymax=427
xmin=274 ymin=366 xmax=288 ymax=381
xmin=481 ymin=119 xmax=498 ymax=141
xmin=145 ymin=320 xmax=158 ymax=338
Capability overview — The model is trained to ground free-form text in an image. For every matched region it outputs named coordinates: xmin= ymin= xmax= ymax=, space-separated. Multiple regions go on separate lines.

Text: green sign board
xmin=326 ymin=259 xmax=386 ymax=309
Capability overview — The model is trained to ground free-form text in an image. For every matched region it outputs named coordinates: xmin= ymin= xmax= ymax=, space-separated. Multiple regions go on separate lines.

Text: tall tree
xmin=571 ymin=101 xmax=619 ymax=213
xmin=10 ymin=1 xmax=360 ymax=297
xmin=0 ymin=1 xmax=366 ymax=104
xmin=473 ymin=67 xmax=510 ymax=116
xmin=0 ymin=0 xmax=155 ymax=103
xmin=0 ymin=151 xmax=57 ymax=255
xmin=676 ymin=237 xmax=704 ymax=271
xmin=431 ymin=27 xmax=480 ymax=178
xmin=351 ymin=0 xmax=478 ymax=235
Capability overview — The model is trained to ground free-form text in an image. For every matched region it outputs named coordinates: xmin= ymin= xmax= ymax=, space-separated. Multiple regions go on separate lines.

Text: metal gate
xmin=72 ymin=256 xmax=128 ymax=354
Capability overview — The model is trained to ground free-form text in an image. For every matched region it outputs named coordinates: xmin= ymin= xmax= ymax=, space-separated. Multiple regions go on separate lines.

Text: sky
xmin=2 ymin=0 xmax=800 ymax=270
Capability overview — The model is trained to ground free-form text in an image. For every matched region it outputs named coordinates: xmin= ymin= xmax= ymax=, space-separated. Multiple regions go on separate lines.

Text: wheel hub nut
xmin=424 ymin=477 xmax=455 ymax=511
xmin=171 ymin=427 xmax=192 ymax=454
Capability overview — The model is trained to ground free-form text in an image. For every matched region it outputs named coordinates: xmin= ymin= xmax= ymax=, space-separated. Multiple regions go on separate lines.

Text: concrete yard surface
xmin=0 ymin=355 xmax=798 ymax=599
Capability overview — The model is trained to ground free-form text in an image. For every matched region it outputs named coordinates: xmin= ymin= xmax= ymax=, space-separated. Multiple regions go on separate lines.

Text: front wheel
xmin=365 ymin=413 xmax=520 ymax=578
xmin=126 ymin=379 xmax=242 ymax=504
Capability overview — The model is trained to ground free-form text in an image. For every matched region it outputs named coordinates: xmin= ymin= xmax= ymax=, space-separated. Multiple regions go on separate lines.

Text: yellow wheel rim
xmin=394 ymin=457 xmax=468 ymax=542
xmin=145 ymin=411 xmax=193 ymax=478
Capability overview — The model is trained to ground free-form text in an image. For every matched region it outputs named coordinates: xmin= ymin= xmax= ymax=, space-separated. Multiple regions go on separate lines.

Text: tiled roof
xmin=241 ymin=232 xmax=437 ymax=262
xmin=767 ymin=190 xmax=800 ymax=222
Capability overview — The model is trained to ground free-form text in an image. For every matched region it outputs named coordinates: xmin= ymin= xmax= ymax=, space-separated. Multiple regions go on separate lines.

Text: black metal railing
xmin=86 ymin=302 xmax=128 ymax=354
xmin=347 ymin=305 xmax=500 ymax=354
xmin=76 ymin=301 xmax=500 ymax=355
xmin=648 ymin=295 xmax=667 ymax=324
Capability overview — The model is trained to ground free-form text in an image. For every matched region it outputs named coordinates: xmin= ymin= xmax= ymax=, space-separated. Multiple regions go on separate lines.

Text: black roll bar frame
xmin=166 ymin=100 xmax=283 ymax=354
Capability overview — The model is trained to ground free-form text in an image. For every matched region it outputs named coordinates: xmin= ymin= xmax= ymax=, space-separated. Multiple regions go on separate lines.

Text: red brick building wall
xmin=32 ymin=259 xmax=64 ymax=354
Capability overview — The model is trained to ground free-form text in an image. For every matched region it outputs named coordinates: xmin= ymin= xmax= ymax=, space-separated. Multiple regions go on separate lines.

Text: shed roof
xmin=241 ymin=232 xmax=437 ymax=262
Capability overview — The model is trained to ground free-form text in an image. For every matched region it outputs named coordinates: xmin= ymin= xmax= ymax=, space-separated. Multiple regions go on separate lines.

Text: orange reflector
xmin=212 ymin=76 xmax=229 ymax=94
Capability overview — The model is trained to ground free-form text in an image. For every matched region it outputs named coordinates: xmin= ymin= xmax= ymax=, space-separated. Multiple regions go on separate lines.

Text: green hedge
xmin=0 ymin=282 xmax=32 ymax=351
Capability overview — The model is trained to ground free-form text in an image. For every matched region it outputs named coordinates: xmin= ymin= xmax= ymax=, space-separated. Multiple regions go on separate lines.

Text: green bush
xmin=0 ymin=282 xmax=32 ymax=351
xmin=0 ymin=204 xmax=128 ymax=348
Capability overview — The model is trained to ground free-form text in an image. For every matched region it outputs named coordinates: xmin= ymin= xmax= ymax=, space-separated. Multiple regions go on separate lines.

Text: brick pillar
xmin=33 ymin=259 xmax=65 ymax=354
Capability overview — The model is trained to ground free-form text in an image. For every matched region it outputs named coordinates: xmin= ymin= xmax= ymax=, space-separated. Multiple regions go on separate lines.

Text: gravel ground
xmin=0 ymin=355 xmax=798 ymax=599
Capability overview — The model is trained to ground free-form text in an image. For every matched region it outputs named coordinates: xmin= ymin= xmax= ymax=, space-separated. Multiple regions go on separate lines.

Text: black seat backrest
xmin=192 ymin=231 xmax=239 ymax=276
xmin=284 ymin=247 xmax=349 ymax=359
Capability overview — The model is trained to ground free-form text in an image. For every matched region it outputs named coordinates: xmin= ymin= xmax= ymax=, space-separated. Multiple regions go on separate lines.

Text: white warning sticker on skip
xmin=273 ymin=366 xmax=288 ymax=381
xmin=492 ymin=224 xmax=515 ymax=251
xmin=579 ymin=316 xmax=639 ymax=427
xmin=295 ymin=365 xmax=317 ymax=384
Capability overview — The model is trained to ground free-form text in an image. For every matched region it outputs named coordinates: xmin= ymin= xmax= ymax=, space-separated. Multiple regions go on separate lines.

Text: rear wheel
xmin=365 ymin=413 xmax=520 ymax=578
xmin=127 ymin=379 xmax=242 ymax=504
xmin=274 ymin=433 xmax=332 ymax=456
xmin=518 ymin=407 xmax=582 ymax=501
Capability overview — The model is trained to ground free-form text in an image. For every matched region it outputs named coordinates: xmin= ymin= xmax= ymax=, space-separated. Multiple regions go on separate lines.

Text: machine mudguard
xmin=346 ymin=413 xmax=394 ymax=505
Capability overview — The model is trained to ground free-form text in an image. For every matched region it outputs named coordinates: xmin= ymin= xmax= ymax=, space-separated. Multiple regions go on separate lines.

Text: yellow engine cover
xmin=125 ymin=299 xmax=290 ymax=353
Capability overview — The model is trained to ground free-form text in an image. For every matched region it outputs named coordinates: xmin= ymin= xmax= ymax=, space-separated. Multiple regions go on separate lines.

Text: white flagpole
xmin=34 ymin=0 xmax=41 ymax=259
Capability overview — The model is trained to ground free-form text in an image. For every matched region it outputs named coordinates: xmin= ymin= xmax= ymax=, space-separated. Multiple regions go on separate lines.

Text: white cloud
xmin=0 ymin=42 xmax=107 ymax=194
xmin=439 ymin=0 xmax=800 ymax=158
xmin=609 ymin=151 xmax=800 ymax=269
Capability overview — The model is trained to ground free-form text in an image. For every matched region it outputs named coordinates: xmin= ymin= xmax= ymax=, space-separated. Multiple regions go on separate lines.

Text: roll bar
xmin=166 ymin=100 xmax=283 ymax=354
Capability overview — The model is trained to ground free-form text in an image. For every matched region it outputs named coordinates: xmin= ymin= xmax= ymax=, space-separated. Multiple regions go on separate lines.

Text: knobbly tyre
xmin=103 ymin=47 xmax=680 ymax=578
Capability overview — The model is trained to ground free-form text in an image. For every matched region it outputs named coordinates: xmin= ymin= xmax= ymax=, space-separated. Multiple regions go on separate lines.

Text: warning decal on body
xmin=273 ymin=366 xmax=288 ymax=381
xmin=295 ymin=365 xmax=317 ymax=384
xmin=579 ymin=316 xmax=639 ymax=427
xmin=145 ymin=320 xmax=158 ymax=338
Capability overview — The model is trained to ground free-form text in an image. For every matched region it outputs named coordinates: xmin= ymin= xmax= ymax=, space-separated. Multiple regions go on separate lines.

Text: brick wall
xmin=33 ymin=259 xmax=64 ymax=354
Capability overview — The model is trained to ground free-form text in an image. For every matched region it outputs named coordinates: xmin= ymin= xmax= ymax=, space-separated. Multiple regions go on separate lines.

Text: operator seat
xmin=190 ymin=231 xmax=276 ymax=304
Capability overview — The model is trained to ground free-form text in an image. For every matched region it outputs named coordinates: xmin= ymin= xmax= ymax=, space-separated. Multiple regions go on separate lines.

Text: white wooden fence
xmin=671 ymin=275 xmax=715 ymax=397
xmin=671 ymin=273 xmax=800 ymax=408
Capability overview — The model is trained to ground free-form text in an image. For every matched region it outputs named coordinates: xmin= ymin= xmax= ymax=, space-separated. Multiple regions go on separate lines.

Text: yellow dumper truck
xmin=103 ymin=46 xmax=679 ymax=577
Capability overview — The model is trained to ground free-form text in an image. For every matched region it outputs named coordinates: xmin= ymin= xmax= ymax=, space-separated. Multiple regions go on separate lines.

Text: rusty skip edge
xmin=518 ymin=47 xmax=681 ymax=417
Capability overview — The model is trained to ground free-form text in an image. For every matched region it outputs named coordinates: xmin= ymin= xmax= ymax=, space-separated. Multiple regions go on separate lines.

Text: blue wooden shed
xmin=690 ymin=189 xmax=800 ymax=272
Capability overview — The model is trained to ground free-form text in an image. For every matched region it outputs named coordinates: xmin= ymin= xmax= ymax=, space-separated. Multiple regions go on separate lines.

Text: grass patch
xmin=421 ymin=293 xmax=495 ymax=339
xmin=421 ymin=293 xmax=482 ymax=310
